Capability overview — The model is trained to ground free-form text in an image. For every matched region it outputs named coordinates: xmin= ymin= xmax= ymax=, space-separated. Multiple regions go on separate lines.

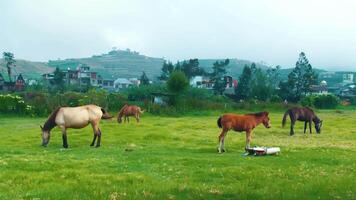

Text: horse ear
xmin=265 ymin=112 xmax=269 ymax=116
xmin=40 ymin=125 xmax=43 ymax=130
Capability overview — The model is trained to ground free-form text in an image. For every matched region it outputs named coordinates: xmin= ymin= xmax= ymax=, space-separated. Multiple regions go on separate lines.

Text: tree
xmin=159 ymin=61 xmax=174 ymax=80
xmin=140 ymin=71 xmax=150 ymax=85
xmin=3 ymin=52 xmax=16 ymax=82
xmin=181 ymin=59 xmax=203 ymax=80
xmin=266 ymin=65 xmax=281 ymax=90
xmin=52 ymin=67 xmax=65 ymax=92
xmin=211 ymin=59 xmax=229 ymax=95
xmin=235 ymin=64 xmax=252 ymax=100
xmin=167 ymin=70 xmax=189 ymax=94
xmin=280 ymin=52 xmax=318 ymax=102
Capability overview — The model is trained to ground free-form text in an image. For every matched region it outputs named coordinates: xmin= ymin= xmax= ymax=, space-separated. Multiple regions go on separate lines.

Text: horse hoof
xmin=63 ymin=145 xmax=68 ymax=148
xmin=95 ymin=145 xmax=101 ymax=148
xmin=90 ymin=144 xmax=94 ymax=147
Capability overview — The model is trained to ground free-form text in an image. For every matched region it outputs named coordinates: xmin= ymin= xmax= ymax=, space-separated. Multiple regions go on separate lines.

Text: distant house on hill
xmin=0 ymin=73 xmax=25 ymax=92
xmin=309 ymin=81 xmax=328 ymax=95
xmin=97 ymin=75 xmax=115 ymax=91
xmin=114 ymin=78 xmax=133 ymax=90
xmin=190 ymin=75 xmax=237 ymax=94
xmin=43 ymin=64 xmax=99 ymax=87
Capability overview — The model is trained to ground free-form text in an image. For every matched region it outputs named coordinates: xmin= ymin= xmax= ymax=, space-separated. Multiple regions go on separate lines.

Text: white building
xmin=114 ymin=78 xmax=133 ymax=90
xmin=343 ymin=73 xmax=354 ymax=84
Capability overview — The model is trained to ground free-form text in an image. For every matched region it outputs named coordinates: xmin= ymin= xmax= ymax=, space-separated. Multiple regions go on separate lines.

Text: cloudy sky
xmin=1 ymin=0 xmax=356 ymax=70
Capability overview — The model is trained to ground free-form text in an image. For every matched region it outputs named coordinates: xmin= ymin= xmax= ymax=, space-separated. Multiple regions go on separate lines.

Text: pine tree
xmin=211 ymin=59 xmax=229 ymax=95
xmin=235 ymin=64 xmax=252 ymax=100
xmin=140 ymin=71 xmax=150 ymax=85
xmin=2 ymin=52 xmax=16 ymax=82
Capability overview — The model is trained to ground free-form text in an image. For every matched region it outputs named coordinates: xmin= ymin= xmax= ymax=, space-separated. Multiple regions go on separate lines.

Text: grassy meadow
xmin=0 ymin=110 xmax=355 ymax=199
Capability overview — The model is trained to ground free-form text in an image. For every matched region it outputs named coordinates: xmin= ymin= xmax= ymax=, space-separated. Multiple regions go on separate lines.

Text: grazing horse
xmin=217 ymin=112 xmax=271 ymax=153
xmin=282 ymin=107 xmax=323 ymax=135
xmin=117 ymin=104 xmax=144 ymax=123
xmin=40 ymin=105 xmax=112 ymax=148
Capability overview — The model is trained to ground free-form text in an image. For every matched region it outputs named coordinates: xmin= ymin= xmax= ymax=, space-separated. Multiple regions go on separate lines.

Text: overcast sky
xmin=1 ymin=0 xmax=356 ymax=70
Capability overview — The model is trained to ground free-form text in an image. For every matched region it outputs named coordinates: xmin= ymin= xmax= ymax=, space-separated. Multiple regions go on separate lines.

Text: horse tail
xmin=101 ymin=108 xmax=113 ymax=119
xmin=138 ymin=107 xmax=144 ymax=114
xmin=282 ymin=110 xmax=290 ymax=127
xmin=217 ymin=116 xmax=222 ymax=128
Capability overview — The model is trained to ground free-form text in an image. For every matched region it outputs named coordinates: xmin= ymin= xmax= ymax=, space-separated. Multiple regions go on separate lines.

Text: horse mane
xmin=118 ymin=104 xmax=128 ymax=118
xmin=43 ymin=107 xmax=61 ymax=131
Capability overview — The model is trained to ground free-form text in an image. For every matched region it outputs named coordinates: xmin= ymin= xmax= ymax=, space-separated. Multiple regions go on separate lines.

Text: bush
xmin=300 ymin=94 xmax=339 ymax=109
xmin=167 ymin=71 xmax=188 ymax=94
xmin=0 ymin=94 xmax=33 ymax=115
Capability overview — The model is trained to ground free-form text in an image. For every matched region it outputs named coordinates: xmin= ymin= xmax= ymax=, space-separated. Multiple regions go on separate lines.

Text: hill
xmin=47 ymin=50 xmax=165 ymax=79
xmin=0 ymin=59 xmax=52 ymax=79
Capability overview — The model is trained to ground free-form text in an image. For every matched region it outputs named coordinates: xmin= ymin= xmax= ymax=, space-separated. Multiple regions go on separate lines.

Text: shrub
xmin=167 ymin=71 xmax=188 ymax=94
xmin=0 ymin=94 xmax=33 ymax=115
xmin=300 ymin=94 xmax=339 ymax=109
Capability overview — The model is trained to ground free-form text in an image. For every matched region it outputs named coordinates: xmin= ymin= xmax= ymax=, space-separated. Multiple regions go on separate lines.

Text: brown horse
xmin=282 ymin=107 xmax=323 ymax=135
xmin=217 ymin=112 xmax=271 ymax=153
xmin=40 ymin=105 xmax=112 ymax=148
xmin=117 ymin=104 xmax=144 ymax=123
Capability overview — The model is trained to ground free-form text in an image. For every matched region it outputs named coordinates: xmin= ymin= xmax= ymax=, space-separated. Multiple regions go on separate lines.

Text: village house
xmin=42 ymin=64 xmax=99 ymax=87
xmin=0 ymin=73 xmax=25 ymax=92
xmin=309 ymin=80 xmax=328 ymax=95
xmin=114 ymin=78 xmax=133 ymax=90
xmin=190 ymin=75 xmax=237 ymax=94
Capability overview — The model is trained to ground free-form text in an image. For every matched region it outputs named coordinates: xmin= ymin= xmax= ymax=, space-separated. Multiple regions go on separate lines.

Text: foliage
xmin=2 ymin=52 xmax=16 ymax=82
xmin=50 ymin=67 xmax=65 ymax=93
xmin=167 ymin=71 xmax=189 ymax=94
xmin=210 ymin=59 xmax=229 ymax=95
xmin=300 ymin=94 xmax=339 ymax=109
xmin=160 ymin=59 xmax=205 ymax=81
xmin=280 ymin=52 xmax=318 ymax=102
xmin=0 ymin=94 xmax=33 ymax=115
xmin=235 ymin=64 xmax=252 ymax=100
xmin=235 ymin=63 xmax=277 ymax=101
xmin=159 ymin=61 xmax=174 ymax=80
xmin=140 ymin=71 xmax=150 ymax=85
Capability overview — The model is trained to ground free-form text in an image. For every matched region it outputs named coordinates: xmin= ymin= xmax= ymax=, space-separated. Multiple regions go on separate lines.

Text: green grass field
xmin=0 ymin=110 xmax=355 ymax=200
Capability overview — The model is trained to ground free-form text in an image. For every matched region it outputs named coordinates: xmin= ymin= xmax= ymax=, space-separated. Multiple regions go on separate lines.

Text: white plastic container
xmin=266 ymin=147 xmax=280 ymax=155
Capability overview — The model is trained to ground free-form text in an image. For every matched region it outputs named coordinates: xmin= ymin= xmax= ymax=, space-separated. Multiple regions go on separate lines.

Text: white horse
xmin=40 ymin=105 xmax=112 ymax=148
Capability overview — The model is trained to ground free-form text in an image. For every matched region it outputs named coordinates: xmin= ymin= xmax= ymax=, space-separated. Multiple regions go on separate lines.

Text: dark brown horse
xmin=282 ymin=107 xmax=323 ymax=135
xmin=117 ymin=104 xmax=144 ymax=123
xmin=217 ymin=112 xmax=271 ymax=153
xmin=40 ymin=105 xmax=112 ymax=148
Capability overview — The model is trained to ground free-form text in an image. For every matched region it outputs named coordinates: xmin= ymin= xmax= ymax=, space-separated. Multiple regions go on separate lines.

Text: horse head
xmin=262 ymin=112 xmax=271 ymax=129
xmin=117 ymin=116 xmax=123 ymax=123
xmin=314 ymin=118 xmax=323 ymax=133
xmin=40 ymin=125 xmax=50 ymax=147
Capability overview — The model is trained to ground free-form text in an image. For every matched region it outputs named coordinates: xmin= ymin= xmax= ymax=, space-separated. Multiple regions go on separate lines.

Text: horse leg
xmin=136 ymin=114 xmax=139 ymax=123
xmin=245 ymin=130 xmax=252 ymax=151
xmin=61 ymin=127 xmax=68 ymax=148
xmin=96 ymin=128 xmax=102 ymax=148
xmin=290 ymin=120 xmax=295 ymax=136
xmin=304 ymin=121 xmax=307 ymax=134
xmin=90 ymin=124 xmax=97 ymax=147
xmin=218 ymin=129 xmax=228 ymax=153
xmin=309 ymin=120 xmax=312 ymax=134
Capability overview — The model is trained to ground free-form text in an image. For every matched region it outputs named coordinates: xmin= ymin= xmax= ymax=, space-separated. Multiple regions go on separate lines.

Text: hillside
xmin=47 ymin=50 xmax=165 ymax=79
xmin=0 ymin=59 xmax=52 ymax=79
xmin=198 ymin=59 xmax=269 ymax=78
xmin=2 ymin=50 xmax=342 ymax=82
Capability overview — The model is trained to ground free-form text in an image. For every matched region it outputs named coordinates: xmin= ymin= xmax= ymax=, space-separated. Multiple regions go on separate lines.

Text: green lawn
xmin=0 ymin=110 xmax=355 ymax=200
